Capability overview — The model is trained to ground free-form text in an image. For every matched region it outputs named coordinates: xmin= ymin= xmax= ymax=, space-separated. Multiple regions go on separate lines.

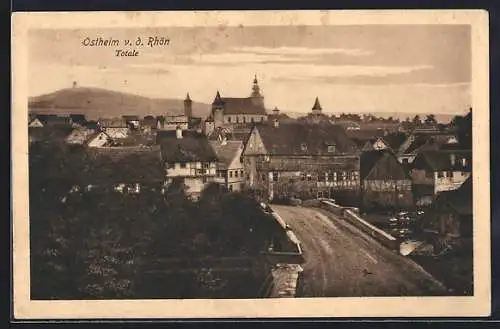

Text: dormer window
xmin=300 ymin=143 xmax=308 ymax=152
xmin=327 ymin=145 xmax=336 ymax=153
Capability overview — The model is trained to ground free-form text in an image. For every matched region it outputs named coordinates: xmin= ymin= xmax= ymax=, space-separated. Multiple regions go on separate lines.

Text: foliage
xmin=29 ymin=143 xmax=274 ymax=299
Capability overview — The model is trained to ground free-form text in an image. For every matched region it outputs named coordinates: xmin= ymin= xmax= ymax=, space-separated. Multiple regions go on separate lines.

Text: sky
xmin=29 ymin=25 xmax=471 ymax=115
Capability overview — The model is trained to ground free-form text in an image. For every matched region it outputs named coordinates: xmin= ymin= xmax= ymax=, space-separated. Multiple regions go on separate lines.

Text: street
xmin=270 ymin=205 xmax=448 ymax=297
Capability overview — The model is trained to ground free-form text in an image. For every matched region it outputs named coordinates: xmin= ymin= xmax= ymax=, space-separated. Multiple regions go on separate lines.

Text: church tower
xmin=250 ymin=75 xmax=264 ymax=107
xmin=311 ymin=97 xmax=322 ymax=115
xmin=212 ymin=90 xmax=224 ymax=128
xmin=184 ymin=93 xmax=193 ymax=118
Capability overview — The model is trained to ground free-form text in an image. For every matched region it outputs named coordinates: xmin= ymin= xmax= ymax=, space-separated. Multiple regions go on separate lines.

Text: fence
xmin=320 ymin=199 xmax=400 ymax=251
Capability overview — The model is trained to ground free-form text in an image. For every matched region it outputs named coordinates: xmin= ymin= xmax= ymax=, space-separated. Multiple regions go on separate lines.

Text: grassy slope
xmin=28 ymin=87 xmax=211 ymax=120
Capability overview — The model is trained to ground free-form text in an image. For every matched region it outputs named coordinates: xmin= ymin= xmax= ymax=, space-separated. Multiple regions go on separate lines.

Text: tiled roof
xmin=381 ymin=132 xmax=407 ymax=150
xmin=417 ymin=150 xmax=472 ymax=172
xmin=122 ymin=115 xmax=141 ymax=121
xmin=255 ymin=122 xmax=359 ymax=156
xmin=217 ymin=97 xmax=267 ymax=115
xmin=69 ymin=114 xmax=87 ymax=124
xmin=209 ymin=140 xmax=243 ymax=170
xmin=157 ymin=130 xmax=218 ymax=163
xmin=85 ymin=146 xmax=164 ymax=184
xmin=360 ymin=150 xmax=409 ymax=181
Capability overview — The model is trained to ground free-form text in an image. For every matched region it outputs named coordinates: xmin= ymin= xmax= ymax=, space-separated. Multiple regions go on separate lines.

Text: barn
xmin=360 ymin=149 xmax=413 ymax=211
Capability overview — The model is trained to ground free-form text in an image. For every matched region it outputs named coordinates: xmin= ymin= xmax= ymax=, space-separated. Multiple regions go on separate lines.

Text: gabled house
xmin=360 ymin=150 xmax=413 ymax=211
xmin=87 ymin=131 xmax=113 ymax=148
xmin=397 ymin=132 xmax=460 ymax=165
xmin=421 ymin=177 xmax=472 ymax=238
xmin=28 ymin=117 xmax=44 ymax=128
xmin=97 ymin=118 xmax=129 ymax=138
xmin=242 ymin=120 xmax=360 ymax=203
xmin=210 ymin=138 xmax=245 ymax=192
xmin=157 ymin=127 xmax=219 ymax=200
xmin=410 ymin=150 xmax=472 ymax=206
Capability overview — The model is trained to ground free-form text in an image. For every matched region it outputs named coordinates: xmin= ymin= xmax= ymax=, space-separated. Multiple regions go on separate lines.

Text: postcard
xmin=11 ymin=10 xmax=490 ymax=319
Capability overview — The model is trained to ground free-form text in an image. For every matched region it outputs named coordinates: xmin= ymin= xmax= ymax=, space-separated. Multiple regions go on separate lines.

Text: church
xmin=203 ymin=75 xmax=268 ymax=136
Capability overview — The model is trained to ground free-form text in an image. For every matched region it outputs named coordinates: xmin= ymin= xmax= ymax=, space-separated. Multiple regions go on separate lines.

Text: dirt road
xmin=271 ymin=205 xmax=448 ymax=297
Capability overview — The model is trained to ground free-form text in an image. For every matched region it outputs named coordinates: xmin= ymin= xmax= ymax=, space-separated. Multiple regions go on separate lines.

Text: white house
xmin=87 ymin=131 xmax=112 ymax=148
xmin=157 ymin=127 xmax=218 ymax=200
xmin=410 ymin=150 xmax=472 ymax=205
xmin=210 ymin=138 xmax=245 ymax=192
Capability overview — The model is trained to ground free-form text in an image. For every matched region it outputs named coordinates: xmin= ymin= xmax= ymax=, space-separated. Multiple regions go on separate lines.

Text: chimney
xmin=273 ymin=118 xmax=279 ymax=128
xmin=176 ymin=126 xmax=183 ymax=139
xmin=450 ymin=153 xmax=456 ymax=166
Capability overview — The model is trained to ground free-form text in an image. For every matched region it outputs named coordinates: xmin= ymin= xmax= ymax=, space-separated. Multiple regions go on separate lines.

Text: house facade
xmin=421 ymin=177 xmax=472 ymax=238
xmin=397 ymin=132 xmax=460 ymax=165
xmin=242 ymin=121 xmax=361 ymax=203
xmin=98 ymin=118 xmax=129 ymax=138
xmin=157 ymin=128 xmax=218 ymax=200
xmin=360 ymin=150 xmax=413 ymax=211
xmin=157 ymin=115 xmax=189 ymax=131
xmin=410 ymin=150 xmax=472 ymax=206
xmin=210 ymin=139 xmax=245 ymax=192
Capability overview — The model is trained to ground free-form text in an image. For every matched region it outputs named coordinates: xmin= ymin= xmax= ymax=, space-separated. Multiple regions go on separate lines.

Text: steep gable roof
xmin=209 ymin=140 xmax=243 ymax=170
xmin=414 ymin=150 xmax=472 ymax=172
xmin=254 ymin=122 xmax=359 ymax=156
xmin=360 ymin=150 xmax=410 ymax=181
xmin=157 ymin=130 xmax=218 ymax=163
xmin=218 ymin=97 xmax=267 ymax=115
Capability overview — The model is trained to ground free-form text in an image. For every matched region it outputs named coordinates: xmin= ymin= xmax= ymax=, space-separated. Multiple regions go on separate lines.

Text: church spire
xmin=312 ymin=97 xmax=322 ymax=114
xmin=213 ymin=90 xmax=223 ymax=106
xmin=251 ymin=74 xmax=261 ymax=97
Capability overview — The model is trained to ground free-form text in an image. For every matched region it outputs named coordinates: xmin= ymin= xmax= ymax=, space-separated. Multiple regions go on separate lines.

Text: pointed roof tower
xmin=251 ymin=74 xmax=261 ymax=98
xmin=312 ymin=97 xmax=322 ymax=114
xmin=213 ymin=90 xmax=223 ymax=106
xmin=185 ymin=92 xmax=192 ymax=102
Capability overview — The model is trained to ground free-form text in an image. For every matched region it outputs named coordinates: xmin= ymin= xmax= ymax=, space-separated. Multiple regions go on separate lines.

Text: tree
xmin=412 ymin=115 xmax=421 ymax=124
xmin=424 ymin=114 xmax=437 ymax=124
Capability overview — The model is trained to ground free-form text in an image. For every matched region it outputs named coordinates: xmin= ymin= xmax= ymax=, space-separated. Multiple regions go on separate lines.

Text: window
xmin=236 ymin=117 xmax=239 ymax=123
xmin=437 ymin=171 xmax=444 ymax=178
xmin=261 ymin=173 xmax=266 ymax=181
xmin=235 ymin=171 xmax=239 ymax=178
xmin=243 ymin=117 xmax=246 ymax=123
xmin=273 ymin=172 xmax=279 ymax=182
xmin=229 ymin=171 xmax=233 ymax=178
xmin=327 ymin=145 xmax=336 ymax=153
xmin=447 ymin=171 xmax=453 ymax=178
xmin=228 ymin=117 xmax=231 ymax=123
xmin=240 ymin=170 xmax=244 ymax=176
xmin=402 ymin=158 xmax=409 ymax=165
xmin=203 ymin=162 xmax=210 ymax=169
xmin=229 ymin=184 xmax=233 ymax=192
xmin=251 ymin=117 xmax=254 ymax=123
xmin=180 ymin=163 xmax=187 ymax=169
xmin=307 ymin=175 xmax=312 ymax=181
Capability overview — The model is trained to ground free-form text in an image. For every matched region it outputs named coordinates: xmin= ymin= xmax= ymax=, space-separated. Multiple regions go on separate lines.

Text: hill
xmin=28 ymin=87 xmax=211 ymax=120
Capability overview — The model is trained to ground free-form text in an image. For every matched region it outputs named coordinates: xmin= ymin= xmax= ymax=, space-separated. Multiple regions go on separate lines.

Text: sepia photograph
xmin=12 ymin=10 xmax=490 ymax=318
